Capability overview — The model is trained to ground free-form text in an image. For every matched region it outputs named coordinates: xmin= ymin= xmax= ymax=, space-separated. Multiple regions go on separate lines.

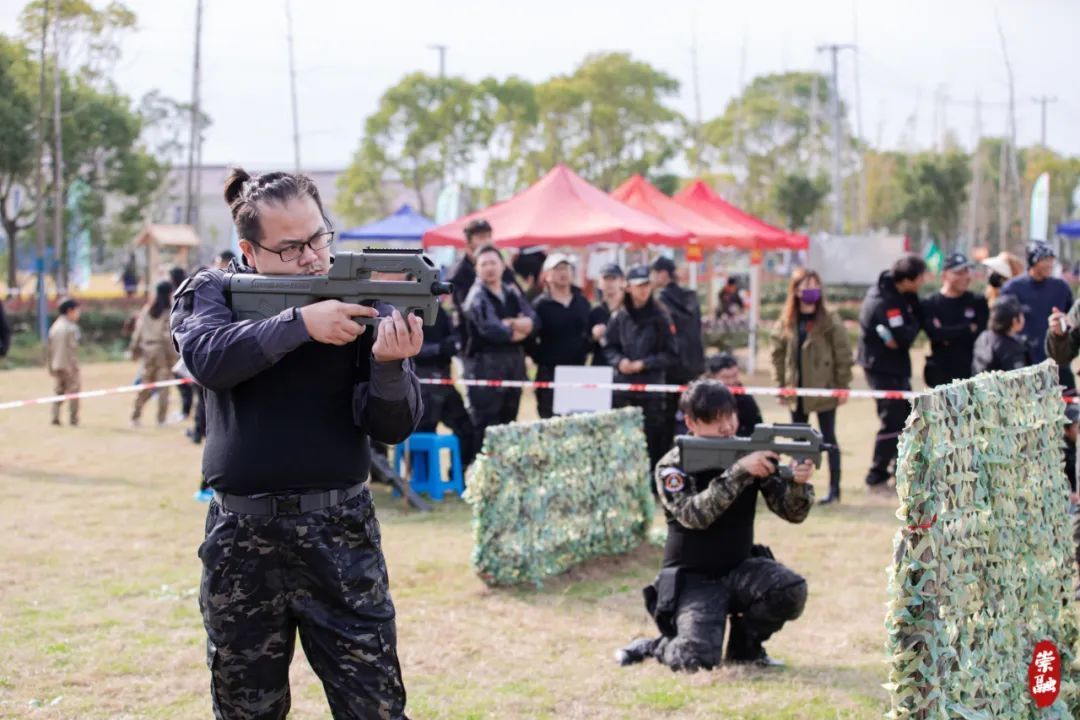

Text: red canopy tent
xmin=610 ymin=175 xmax=756 ymax=249
xmin=673 ymin=180 xmax=808 ymax=251
xmin=422 ymin=165 xmax=691 ymax=249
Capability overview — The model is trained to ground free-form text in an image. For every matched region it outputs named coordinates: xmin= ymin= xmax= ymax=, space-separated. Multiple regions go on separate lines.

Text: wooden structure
xmin=132 ymin=224 xmax=200 ymax=291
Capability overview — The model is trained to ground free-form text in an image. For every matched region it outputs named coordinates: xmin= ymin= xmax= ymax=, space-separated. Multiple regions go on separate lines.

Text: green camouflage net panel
xmin=887 ymin=361 xmax=1080 ymax=718
xmin=465 ymin=407 xmax=654 ymax=587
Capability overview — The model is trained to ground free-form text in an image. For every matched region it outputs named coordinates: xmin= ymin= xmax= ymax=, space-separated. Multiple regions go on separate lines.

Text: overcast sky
xmin=2 ymin=0 xmax=1077 ymax=170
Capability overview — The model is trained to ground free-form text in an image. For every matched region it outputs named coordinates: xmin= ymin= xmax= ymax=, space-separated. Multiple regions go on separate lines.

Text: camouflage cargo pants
xmin=651 ymin=558 xmax=808 ymax=672
xmin=198 ymin=485 xmax=407 ymax=719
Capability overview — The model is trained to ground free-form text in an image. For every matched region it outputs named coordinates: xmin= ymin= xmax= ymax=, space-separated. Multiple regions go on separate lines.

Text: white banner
xmin=1030 ymin=172 xmax=1050 ymax=242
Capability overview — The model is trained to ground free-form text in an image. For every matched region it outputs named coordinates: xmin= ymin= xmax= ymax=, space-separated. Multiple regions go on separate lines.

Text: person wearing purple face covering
xmin=770 ymin=269 xmax=853 ymax=504
xmin=920 ymin=252 xmax=988 ymax=388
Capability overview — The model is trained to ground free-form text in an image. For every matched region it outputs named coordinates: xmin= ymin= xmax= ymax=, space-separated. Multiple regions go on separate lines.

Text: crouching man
xmin=616 ymin=380 xmax=814 ymax=671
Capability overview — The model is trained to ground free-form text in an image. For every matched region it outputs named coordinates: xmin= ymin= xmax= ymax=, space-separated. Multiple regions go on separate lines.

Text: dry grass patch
xmin=1 ymin=360 xmax=906 ymax=718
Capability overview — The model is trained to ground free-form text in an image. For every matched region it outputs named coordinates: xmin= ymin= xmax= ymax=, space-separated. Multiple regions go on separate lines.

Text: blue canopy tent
xmin=339 ymin=204 xmax=435 ymax=244
xmin=1057 ymin=220 xmax=1080 ymax=238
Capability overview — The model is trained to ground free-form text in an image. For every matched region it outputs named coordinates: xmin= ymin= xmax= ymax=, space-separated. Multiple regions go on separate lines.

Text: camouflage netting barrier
xmin=887 ymin=361 xmax=1080 ymax=718
xmin=465 ymin=407 xmax=654 ymax=587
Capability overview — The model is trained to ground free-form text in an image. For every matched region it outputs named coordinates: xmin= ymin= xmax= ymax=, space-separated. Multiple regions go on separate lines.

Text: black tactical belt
xmin=213 ymin=482 xmax=367 ymax=516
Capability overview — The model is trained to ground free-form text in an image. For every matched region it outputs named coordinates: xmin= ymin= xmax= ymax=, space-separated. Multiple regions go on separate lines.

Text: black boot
xmin=818 ymin=487 xmax=840 ymax=505
xmin=726 ymin=617 xmax=784 ymax=668
xmin=818 ymin=471 xmax=841 ymax=505
xmin=615 ymin=637 xmax=658 ymax=666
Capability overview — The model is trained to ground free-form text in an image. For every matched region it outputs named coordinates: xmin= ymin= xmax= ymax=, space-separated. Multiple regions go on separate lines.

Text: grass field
xmin=0 ymin=358 xmax=910 ymax=719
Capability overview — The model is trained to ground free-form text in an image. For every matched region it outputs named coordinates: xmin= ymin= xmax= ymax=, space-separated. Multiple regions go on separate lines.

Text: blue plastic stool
xmin=394 ymin=432 xmax=465 ymax=500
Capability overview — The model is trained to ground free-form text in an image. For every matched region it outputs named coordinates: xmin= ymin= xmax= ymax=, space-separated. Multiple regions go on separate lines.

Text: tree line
xmin=3 ymin=2 xmax=1079 ymax=296
xmin=0 ymin=0 xmax=205 ymax=295
xmin=336 ymin=53 xmax=1080 ymax=255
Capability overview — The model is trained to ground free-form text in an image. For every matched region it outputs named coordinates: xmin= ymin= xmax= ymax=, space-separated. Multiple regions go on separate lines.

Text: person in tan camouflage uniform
xmin=47 ymin=298 xmax=82 ymax=426
xmin=616 ymin=380 xmax=815 ymax=671
xmin=130 ymin=281 xmax=181 ymax=426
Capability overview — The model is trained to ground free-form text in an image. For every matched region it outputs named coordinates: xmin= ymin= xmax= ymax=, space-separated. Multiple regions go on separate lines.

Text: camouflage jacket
xmin=654 ymin=444 xmax=814 ymax=530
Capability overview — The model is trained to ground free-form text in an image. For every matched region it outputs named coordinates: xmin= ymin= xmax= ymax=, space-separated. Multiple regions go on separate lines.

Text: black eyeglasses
xmin=251 ymin=231 xmax=335 ymax=263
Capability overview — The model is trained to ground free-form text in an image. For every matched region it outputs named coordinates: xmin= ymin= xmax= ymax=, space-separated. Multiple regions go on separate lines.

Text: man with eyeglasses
xmin=171 ymin=168 xmax=422 ymax=719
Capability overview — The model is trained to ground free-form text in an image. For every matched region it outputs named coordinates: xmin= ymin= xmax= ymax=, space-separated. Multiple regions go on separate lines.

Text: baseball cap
xmin=542 ymin=253 xmax=574 ymax=272
xmin=1027 ymin=241 xmax=1055 ymax=267
xmin=599 ymin=263 xmax=624 ymax=279
xmin=626 ymin=265 xmax=651 ymax=285
xmin=982 ymin=254 xmax=1013 ymax=277
xmin=651 ymin=256 xmax=677 ymax=274
xmin=942 ymin=252 xmax=974 ymax=272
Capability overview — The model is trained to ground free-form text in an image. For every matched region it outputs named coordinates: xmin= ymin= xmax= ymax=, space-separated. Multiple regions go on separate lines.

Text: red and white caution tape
xmin=416 ymin=377 xmax=920 ymax=401
xmin=3 ymin=375 xmax=1076 ymax=411
xmin=0 ymin=378 xmax=193 ymax=411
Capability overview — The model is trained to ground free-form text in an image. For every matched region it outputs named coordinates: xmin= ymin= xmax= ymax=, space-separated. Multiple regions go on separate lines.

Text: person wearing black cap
xmin=857 ymin=254 xmax=927 ymax=492
xmin=651 ymin=256 xmax=706 ymax=384
xmin=588 ymin=263 xmax=625 ymax=366
xmin=652 ymin=255 xmax=706 ymax=447
xmin=1001 ymin=241 xmax=1073 ymax=387
xmin=527 ymin=254 xmax=592 ymax=418
xmin=447 ymin=218 xmax=516 ymax=312
xmin=971 ymin=295 xmax=1031 ymax=374
xmin=461 ymin=245 xmax=539 ymax=447
xmin=605 ymin=265 xmax=678 ymax=472
xmin=920 ymin=252 xmax=989 ymax=387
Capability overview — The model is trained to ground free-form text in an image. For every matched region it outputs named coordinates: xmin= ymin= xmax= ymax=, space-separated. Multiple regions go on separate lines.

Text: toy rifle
xmin=230 ymin=248 xmax=453 ymax=339
xmin=230 ymin=248 xmax=451 ymax=510
xmin=677 ymin=423 xmax=828 ymax=487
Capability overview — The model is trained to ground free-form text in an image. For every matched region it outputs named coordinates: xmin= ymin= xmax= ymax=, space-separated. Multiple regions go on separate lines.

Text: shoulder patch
xmin=660 ymin=467 xmax=686 ymax=493
xmin=886 ymin=307 xmax=904 ymax=327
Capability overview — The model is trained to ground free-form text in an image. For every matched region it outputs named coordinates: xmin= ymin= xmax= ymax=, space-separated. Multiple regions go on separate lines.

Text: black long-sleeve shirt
xmin=603 ymin=295 xmax=677 ymax=383
xmin=921 ymin=291 xmax=988 ymax=386
xmin=170 ymin=263 xmax=422 ymax=494
xmin=528 ymin=287 xmax=591 ymax=367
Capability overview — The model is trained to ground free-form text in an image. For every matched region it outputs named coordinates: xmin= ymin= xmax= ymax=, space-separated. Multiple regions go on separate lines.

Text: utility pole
xmin=967 ymin=95 xmax=982 ymax=251
xmin=996 ymin=14 xmax=1022 ymax=250
xmin=33 ymin=0 xmax=50 ymax=337
xmin=689 ymin=20 xmax=703 ymax=176
xmin=816 ymin=42 xmax=855 ymax=235
xmin=429 ymin=44 xmax=447 ymax=183
xmin=851 ymin=0 xmax=866 ymax=231
xmin=52 ymin=5 xmax=65 ymax=294
xmin=1032 ymin=95 xmax=1057 ymax=148
xmin=429 ymin=43 xmax=446 ymax=82
xmin=731 ymin=30 xmax=747 ymax=203
xmin=185 ymin=0 xmax=202 ymax=229
xmin=285 ymin=0 xmax=301 ymax=173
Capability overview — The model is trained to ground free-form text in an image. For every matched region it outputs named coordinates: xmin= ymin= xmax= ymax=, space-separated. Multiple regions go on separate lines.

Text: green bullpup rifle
xmin=230 ymin=248 xmax=453 ymax=338
xmin=677 ymin=423 xmax=828 ymax=484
